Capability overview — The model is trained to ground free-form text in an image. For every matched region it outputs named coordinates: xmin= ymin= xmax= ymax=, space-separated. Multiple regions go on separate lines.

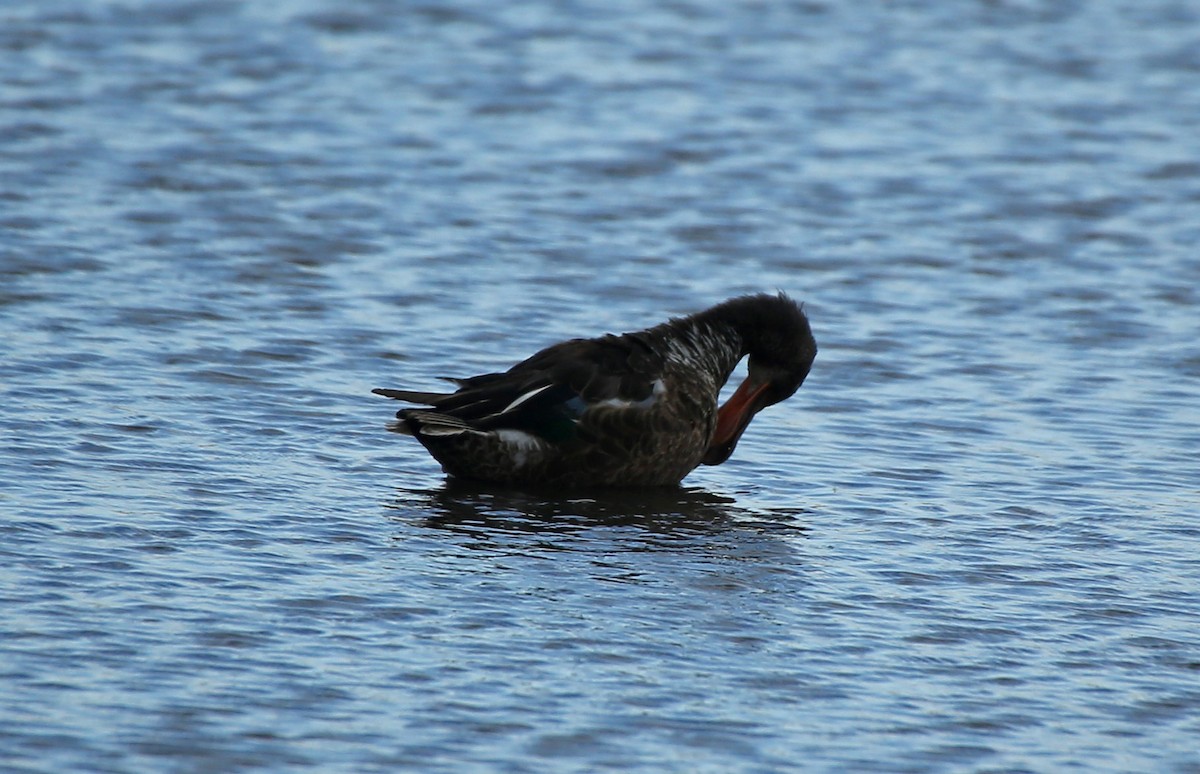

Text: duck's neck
xmin=655 ymin=314 xmax=745 ymax=387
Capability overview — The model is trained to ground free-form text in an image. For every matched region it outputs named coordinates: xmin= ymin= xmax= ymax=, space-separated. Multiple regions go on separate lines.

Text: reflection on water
xmin=386 ymin=480 xmax=812 ymax=540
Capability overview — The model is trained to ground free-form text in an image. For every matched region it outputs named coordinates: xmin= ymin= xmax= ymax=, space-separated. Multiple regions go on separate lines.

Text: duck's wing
xmin=373 ymin=332 xmax=668 ymax=441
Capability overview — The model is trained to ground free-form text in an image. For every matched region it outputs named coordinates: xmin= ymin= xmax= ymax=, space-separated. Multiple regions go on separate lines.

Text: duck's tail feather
xmin=372 ymin=388 xmax=452 ymax=405
xmin=397 ymin=409 xmax=480 ymax=438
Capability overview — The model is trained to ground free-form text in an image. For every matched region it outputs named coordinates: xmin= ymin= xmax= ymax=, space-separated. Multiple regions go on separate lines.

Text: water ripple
xmin=3 ymin=1 xmax=1200 ymax=772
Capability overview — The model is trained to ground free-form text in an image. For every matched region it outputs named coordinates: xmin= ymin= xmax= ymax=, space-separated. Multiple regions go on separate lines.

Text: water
xmin=3 ymin=1 xmax=1199 ymax=771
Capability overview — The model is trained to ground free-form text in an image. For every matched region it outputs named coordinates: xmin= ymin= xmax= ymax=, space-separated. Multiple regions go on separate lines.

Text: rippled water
xmin=4 ymin=1 xmax=1200 ymax=771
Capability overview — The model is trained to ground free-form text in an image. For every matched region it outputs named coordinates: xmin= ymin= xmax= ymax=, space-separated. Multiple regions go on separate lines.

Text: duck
xmin=373 ymin=292 xmax=816 ymax=488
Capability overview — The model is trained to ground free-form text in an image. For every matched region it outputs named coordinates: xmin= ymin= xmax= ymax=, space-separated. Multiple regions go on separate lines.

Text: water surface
xmin=3 ymin=1 xmax=1200 ymax=771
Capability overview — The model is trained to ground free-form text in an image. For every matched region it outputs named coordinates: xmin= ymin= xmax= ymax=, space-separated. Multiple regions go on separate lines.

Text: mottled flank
xmin=375 ymin=294 xmax=816 ymax=487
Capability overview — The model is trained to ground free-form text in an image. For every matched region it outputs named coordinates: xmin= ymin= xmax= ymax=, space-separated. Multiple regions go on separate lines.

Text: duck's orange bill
xmin=711 ymin=378 xmax=771 ymax=449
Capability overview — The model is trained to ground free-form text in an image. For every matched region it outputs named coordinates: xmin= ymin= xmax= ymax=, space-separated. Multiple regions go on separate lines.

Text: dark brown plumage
xmin=373 ymin=293 xmax=816 ymax=487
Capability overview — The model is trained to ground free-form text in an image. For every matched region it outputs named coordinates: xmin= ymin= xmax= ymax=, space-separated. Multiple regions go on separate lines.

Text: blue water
xmin=3 ymin=1 xmax=1200 ymax=771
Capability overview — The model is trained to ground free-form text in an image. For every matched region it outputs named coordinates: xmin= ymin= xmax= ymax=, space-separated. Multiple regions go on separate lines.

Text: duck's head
xmin=701 ymin=293 xmax=816 ymax=466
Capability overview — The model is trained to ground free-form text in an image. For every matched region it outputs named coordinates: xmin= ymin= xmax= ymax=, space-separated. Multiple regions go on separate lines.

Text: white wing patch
xmin=501 ymin=384 xmax=555 ymax=413
xmin=495 ymin=428 xmax=544 ymax=468
xmin=592 ymin=378 xmax=665 ymax=410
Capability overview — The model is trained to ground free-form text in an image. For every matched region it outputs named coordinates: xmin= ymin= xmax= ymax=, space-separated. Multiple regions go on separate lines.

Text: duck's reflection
xmin=384 ymin=478 xmax=810 ymax=542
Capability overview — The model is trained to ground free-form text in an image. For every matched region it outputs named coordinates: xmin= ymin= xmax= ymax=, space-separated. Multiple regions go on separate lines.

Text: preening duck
xmin=373 ymin=293 xmax=816 ymax=488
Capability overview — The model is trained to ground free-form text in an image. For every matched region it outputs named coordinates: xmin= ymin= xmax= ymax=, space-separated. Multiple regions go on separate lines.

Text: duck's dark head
xmin=700 ymin=293 xmax=816 ymax=466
